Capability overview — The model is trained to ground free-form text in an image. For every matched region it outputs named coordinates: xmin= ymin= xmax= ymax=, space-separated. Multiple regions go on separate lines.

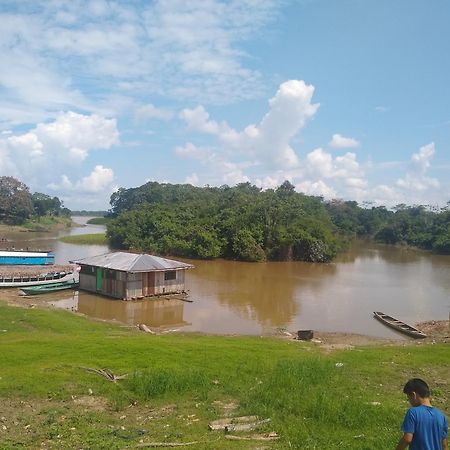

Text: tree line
xmin=326 ymin=200 xmax=450 ymax=254
xmin=0 ymin=176 xmax=70 ymax=225
xmin=2 ymin=176 xmax=448 ymax=259
xmin=106 ymin=181 xmax=450 ymax=261
xmin=107 ymin=181 xmax=341 ymax=262
xmin=106 ymin=180 xmax=450 ymax=261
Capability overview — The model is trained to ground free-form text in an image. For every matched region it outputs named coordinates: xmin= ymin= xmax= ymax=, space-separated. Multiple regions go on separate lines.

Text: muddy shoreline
xmin=0 ymin=287 xmax=448 ymax=347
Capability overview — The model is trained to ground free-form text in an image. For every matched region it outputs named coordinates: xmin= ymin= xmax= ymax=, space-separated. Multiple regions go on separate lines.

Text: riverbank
xmin=0 ymin=302 xmax=448 ymax=449
xmin=0 ymin=216 xmax=76 ymax=236
xmin=59 ymin=233 xmax=107 ymax=245
xmin=0 ymin=288 xmax=448 ymax=346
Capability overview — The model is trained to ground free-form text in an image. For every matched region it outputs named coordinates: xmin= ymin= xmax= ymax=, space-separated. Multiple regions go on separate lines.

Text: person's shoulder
xmin=431 ymin=407 xmax=448 ymax=419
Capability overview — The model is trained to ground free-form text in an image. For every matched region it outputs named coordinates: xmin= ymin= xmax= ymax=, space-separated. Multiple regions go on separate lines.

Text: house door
xmin=146 ymin=272 xmax=155 ymax=295
xmin=96 ymin=268 xmax=102 ymax=292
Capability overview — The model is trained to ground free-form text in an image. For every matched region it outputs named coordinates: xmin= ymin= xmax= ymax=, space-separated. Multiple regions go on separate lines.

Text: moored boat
xmin=0 ymin=265 xmax=78 ymax=288
xmin=0 ymin=250 xmax=54 ymax=265
xmin=373 ymin=311 xmax=427 ymax=339
xmin=20 ymin=280 xmax=79 ymax=295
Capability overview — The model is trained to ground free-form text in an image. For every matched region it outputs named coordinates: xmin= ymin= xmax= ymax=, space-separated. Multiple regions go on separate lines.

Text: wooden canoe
xmin=373 ymin=311 xmax=427 ymax=339
xmin=20 ymin=280 xmax=79 ymax=296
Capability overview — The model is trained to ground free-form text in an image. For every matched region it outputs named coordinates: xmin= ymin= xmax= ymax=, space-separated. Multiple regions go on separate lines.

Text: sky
xmin=0 ymin=0 xmax=449 ymax=210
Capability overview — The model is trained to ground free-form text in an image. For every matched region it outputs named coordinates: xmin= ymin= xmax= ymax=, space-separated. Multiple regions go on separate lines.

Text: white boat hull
xmin=0 ymin=271 xmax=79 ymax=288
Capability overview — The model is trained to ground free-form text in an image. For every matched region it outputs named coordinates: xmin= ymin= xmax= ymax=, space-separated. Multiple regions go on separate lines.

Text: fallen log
xmin=208 ymin=416 xmax=258 ymax=431
xmin=225 ymin=432 xmax=279 ymax=441
xmin=136 ymin=442 xmax=198 ymax=448
xmin=80 ymin=367 xmax=128 ymax=382
xmin=225 ymin=418 xmax=271 ymax=432
xmin=208 ymin=415 xmax=270 ymax=432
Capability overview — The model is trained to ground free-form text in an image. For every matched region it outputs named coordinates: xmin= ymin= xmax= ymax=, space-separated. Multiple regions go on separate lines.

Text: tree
xmin=32 ymin=193 xmax=57 ymax=216
xmin=0 ymin=176 xmax=33 ymax=224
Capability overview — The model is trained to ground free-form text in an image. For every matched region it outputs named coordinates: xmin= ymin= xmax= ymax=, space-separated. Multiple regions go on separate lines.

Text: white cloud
xmin=175 ymin=142 xmax=211 ymax=160
xmin=33 ymin=111 xmax=119 ymax=152
xmin=0 ymin=0 xmax=284 ymax=126
xmin=8 ymin=133 xmax=44 ymax=158
xmin=0 ymin=111 xmax=118 ymax=206
xmin=411 ymin=142 xmax=435 ymax=173
xmin=180 ymin=106 xmax=230 ymax=135
xmin=185 ymin=173 xmax=199 ymax=185
xmin=135 ymin=104 xmax=174 ymax=121
xmin=305 ymin=148 xmax=363 ymax=180
xmin=396 ymin=143 xmax=439 ymax=192
xmin=329 ymin=133 xmax=360 ymax=149
xmin=181 ymin=79 xmax=319 ymax=169
xmin=296 ymin=180 xmax=337 ymax=199
xmin=76 ymin=165 xmax=115 ymax=193
xmin=47 ymin=165 xmax=115 ymax=209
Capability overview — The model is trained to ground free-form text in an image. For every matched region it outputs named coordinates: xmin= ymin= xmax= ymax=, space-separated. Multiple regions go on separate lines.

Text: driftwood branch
xmin=209 ymin=415 xmax=270 ymax=432
xmin=225 ymin=432 xmax=279 ymax=441
xmin=80 ymin=367 xmax=128 ymax=382
xmin=225 ymin=419 xmax=271 ymax=432
xmin=136 ymin=442 xmax=198 ymax=448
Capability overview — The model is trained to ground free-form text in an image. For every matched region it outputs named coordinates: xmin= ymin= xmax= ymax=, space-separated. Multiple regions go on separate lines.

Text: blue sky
xmin=0 ymin=0 xmax=448 ymax=209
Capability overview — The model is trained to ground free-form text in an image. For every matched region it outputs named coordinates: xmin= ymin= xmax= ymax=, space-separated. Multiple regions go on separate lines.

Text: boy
xmin=396 ymin=378 xmax=448 ymax=450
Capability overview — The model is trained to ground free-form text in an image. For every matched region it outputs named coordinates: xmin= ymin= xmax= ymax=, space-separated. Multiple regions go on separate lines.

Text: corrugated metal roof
xmin=71 ymin=252 xmax=194 ymax=272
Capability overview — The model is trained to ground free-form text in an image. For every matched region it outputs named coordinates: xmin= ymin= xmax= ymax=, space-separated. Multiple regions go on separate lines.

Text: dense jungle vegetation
xmin=106 ymin=181 xmax=450 ymax=261
xmin=0 ymin=176 xmax=70 ymax=225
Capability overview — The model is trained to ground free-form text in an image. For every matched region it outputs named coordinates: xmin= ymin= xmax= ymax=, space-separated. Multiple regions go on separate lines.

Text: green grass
xmin=21 ymin=215 xmax=73 ymax=231
xmin=59 ymin=233 xmax=108 ymax=245
xmin=86 ymin=217 xmax=110 ymax=225
xmin=0 ymin=303 xmax=448 ymax=449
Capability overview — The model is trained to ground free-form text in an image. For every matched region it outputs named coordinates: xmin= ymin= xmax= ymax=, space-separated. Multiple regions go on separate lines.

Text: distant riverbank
xmin=0 ymin=216 xmax=75 ymax=235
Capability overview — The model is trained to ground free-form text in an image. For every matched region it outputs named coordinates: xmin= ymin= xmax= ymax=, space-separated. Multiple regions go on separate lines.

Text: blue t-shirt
xmin=402 ymin=405 xmax=448 ymax=450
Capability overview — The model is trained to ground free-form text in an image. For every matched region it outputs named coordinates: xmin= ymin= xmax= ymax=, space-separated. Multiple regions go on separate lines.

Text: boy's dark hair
xmin=403 ymin=378 xmax=430 ymax=398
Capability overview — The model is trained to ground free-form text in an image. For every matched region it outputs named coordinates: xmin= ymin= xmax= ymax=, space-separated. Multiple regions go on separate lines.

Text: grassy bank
xmin=0 ymin=216 xmax=73 ymax=234
xmin=0 ymin=304 xmax=448 ymax=449
xmin=86 ymin=217 xmax=110 ymax=225
xmin=59 ymin=233 xmax=108 ymax=245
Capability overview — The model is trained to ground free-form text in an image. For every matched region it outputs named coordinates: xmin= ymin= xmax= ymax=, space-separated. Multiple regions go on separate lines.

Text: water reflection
xmin=51 ymin=291 xmax=189 ymax=328
xmin=187 ymin=259 xmax=337 ymax=328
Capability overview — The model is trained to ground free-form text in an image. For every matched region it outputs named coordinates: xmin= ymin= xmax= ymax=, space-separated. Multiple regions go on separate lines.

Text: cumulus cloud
xmin=296 ymin=180 xmax=337 ymax=199
xmin=175 ymin=142 xmax=211 ymax=160
xmin=135 ymin=104 xmax=174 ymax=121
xmin=180 ymin=79 xmax=319 ymax=169
xmin=75 ymin=165 xmax=115 ymax=192
xmin=185 ymin=173 xmax=199 ymax=186
xmin=396 ymin=143 xmax=439 ymax=191
xmin=329 ymin=133 xmax=360 ymax=149
xmin=0 ymin=111 xmax=118 ymax=206
xmin=305 ymin=148 xmax=363 ymax=180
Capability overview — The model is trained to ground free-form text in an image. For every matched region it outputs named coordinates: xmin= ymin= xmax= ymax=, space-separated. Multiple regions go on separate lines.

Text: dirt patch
xmin=417 ymin=320 xmax=450 ymax=342
xmin=273 ymin=327 xmax=397 ymax=348
xmin=212 ymin=400 xmax=239 ymax=417
xmin=72 ymin=395 xmax=108 ymax=411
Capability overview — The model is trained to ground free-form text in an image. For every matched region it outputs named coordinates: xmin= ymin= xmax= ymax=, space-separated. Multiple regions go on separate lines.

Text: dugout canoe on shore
xmin=373 ymin=311 xmax=427 ymax=339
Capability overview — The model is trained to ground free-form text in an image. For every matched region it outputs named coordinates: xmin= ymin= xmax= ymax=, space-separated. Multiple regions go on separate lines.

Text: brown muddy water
xmin=1 ymin=217 xmax=449 ymax=339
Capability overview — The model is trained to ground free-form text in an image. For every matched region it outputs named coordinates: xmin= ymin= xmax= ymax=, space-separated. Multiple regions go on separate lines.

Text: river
xmin=1 ymin=216 xmax=449 ymax=339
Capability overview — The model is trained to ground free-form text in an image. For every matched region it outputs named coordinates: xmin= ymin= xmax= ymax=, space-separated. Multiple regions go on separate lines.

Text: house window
xmin=164 ymin=271 xmax=176 ymax=281
xmin=80 ymin=265 xmax=95 ymax=275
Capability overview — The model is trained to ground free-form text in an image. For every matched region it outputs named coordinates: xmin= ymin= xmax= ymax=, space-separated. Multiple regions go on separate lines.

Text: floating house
xmin=71 ymin=252 xmax=194 ymax=300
